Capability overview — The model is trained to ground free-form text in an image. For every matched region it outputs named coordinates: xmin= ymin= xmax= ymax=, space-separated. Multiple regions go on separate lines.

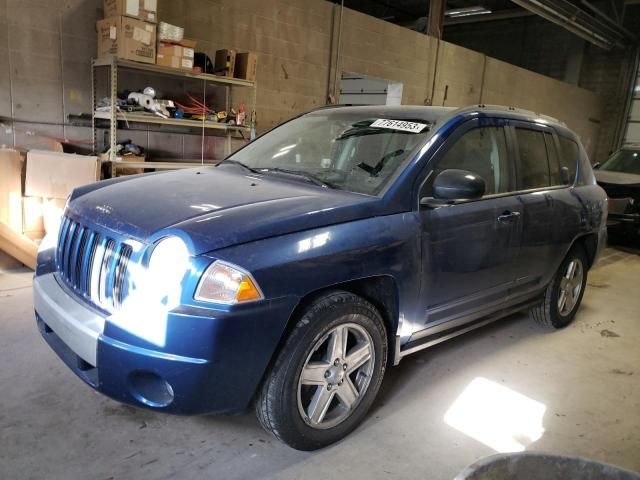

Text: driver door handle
xmin=497 ymin=210 xmax=521 ymax=223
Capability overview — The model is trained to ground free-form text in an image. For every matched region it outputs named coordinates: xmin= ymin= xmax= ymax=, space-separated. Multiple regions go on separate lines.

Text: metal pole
xmin=110 ymin=57 xmax=118 ymax=163
xmin=201 ymin=79 xmax=206 ymax=164
xmin=332 ymin=0 xmax=345 ymax=101
xmin=91 ymin=59 xmax=96 ymax=155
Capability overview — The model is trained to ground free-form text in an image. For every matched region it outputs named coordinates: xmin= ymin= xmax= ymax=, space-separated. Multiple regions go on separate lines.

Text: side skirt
xmin=393 ymin=299 xmax=540 ymax=364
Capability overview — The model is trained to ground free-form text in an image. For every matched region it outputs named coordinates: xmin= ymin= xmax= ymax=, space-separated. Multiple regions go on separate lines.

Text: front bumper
xmin=35 ymin=273 xmax=297 ymax=414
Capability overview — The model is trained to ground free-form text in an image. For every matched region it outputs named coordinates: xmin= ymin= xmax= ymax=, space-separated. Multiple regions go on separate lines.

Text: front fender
xmin=207 ymin=213 xmax=423 ymax=341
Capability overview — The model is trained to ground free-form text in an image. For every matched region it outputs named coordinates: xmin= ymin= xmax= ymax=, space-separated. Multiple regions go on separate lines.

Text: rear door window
xmin=514 ymin=128 xmax=550 ymax=190
xmin=557 ymin=136 xmax=579 ymax=185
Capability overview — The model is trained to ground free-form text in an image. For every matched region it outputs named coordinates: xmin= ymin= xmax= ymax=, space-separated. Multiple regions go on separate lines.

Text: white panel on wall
xmin=623 ymin=73 xmax=640 ymax=145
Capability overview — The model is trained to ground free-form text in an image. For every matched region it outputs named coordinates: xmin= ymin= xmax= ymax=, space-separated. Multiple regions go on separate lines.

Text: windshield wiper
xmin=337 ymin=127 xmax=387 ymax=141
xmin=358 ymin=149 xmax=405 ymax=177
xmin=220 ymin=159 xmax=261 ymax=174
xmin=260 ymin=168 xmax=334 ymax=189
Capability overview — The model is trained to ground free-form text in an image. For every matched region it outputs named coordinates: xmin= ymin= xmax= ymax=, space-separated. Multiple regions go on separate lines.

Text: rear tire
xmin=255 ymin=291 xmax=387 ymax=451
xmin=529 ymin=246 xmax=588 ymax=329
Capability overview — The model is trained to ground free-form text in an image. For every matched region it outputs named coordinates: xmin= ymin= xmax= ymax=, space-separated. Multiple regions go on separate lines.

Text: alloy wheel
xmin=297 ymin=320 xmax=375 ymax=430
xmin=557 ymin=258 xmax=584 ymax=316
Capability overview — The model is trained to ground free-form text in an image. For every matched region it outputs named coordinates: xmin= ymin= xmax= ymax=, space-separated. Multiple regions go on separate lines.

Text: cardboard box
xmin=16 ymin=196 xmax=63 ymax=242
xmin=235 ymin=52 xmax=258 ymax=82
xmin=157 ymin=41 xmax=194 ymax=60
xmin=176 ymin=38 xmax=197 ymax=49
xmin=156 ymin=54 xmax=194 ymax=71
xmin=214 ymin=49 xmax=236 ymax=77
xmin=158 ymin=21 xmax=184 ymax=42
xmin=118 ymin=155 xmax=146 ymax=176
xmin=0 ymin=149 xmax=24 ymax=233
xmin=104 ymin=0 xmax=157 ymax=23
xmin=22 ymin=197 xmax=45 ymax=241
xmin=97 ymin=16 xmax=156 ymax=64
xmin=42 ymin=198 xmax=66 ymax=234
xmin=25 ymin=151 xmax=100 ymax=200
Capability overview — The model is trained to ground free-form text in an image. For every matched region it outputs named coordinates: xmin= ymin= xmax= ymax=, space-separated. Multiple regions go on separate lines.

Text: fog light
xmin=128 ymin=371 xmax=174 ymax=408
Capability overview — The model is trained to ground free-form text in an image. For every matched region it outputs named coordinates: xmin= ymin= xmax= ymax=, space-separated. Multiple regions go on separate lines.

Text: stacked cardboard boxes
xmin=214 ymin=49 xmax=258 ymax=81
xmin=97 ymin=0 xmax=158 ymax=64
xmin=157 ymin=39 xmax=196 ymax=72
xmin=0 ymin=148 xmax=100 ymax=244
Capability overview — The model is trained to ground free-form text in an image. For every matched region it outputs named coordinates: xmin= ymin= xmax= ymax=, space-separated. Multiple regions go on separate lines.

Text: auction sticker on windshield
xmin=370 ymin=119 xmax=429 ymax=133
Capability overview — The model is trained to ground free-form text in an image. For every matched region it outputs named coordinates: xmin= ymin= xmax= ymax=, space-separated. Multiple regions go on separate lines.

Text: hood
xmin=68 ymin=164 xmax=381 ymax=254
xmin=595 ymin=169 xmax=640 ymax=186
xmin=595 ymin=170 xmax=640 ymax=199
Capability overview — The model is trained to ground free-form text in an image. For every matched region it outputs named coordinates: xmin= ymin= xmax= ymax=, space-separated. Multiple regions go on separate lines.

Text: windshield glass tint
xmin=600 ymin=150 xmax=640 ymax=175
xmin=227 ymin=112 xmax=432 ymax=195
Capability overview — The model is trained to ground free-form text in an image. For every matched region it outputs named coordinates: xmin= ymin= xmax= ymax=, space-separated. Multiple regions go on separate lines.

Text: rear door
xmin=507 ymin=121 xmax=568 ymax=297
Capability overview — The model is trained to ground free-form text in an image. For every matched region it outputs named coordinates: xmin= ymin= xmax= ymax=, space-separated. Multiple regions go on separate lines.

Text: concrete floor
xmin=0 ymin=247 xmax=638 ymax=480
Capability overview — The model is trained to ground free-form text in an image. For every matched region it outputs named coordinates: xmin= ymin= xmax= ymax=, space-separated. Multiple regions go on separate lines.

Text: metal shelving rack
xmin=91 ymin=57 xmax=257 ymax=176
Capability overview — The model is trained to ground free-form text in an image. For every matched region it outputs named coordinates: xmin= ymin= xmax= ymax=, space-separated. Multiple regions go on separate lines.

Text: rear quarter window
xmin=557 ymin=136 xmax=579 ymax=185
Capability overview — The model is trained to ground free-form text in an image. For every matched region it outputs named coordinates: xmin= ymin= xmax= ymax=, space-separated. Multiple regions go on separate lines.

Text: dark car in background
xmin=595 ymin=146 xmax=640 ymax=238
xmin=34 ymin=105 xmax=607 ymax=450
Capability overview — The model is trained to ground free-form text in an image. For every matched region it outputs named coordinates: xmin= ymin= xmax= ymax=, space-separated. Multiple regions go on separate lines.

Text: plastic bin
xmin=455 ymin=452 xmax=640 ymax=480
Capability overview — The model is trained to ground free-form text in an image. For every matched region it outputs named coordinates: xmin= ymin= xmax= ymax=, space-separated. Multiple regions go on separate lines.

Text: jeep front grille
xmin=56 ymin=216 xmax=133 ymax=311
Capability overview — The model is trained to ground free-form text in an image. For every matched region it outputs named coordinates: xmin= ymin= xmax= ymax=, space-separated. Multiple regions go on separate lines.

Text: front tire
xmin=529 ymin=246 xmax=588 ymax=329
xmin=256 ymin=291 xmax=387 ymax=451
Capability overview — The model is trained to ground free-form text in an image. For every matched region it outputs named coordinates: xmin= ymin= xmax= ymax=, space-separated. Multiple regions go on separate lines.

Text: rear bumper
xmin=607 ymin=212 xmax=640 ymax=227
xmin=35 ymin=273 xmax=296 ymax=414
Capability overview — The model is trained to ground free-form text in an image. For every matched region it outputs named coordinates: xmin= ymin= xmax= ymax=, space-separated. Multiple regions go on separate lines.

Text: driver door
xmin=417 ymin=119 xmax=523 ymax=331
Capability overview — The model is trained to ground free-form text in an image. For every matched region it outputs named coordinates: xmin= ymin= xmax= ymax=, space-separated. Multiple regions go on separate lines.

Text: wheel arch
xmin=286 ymin=275 xmax=400 ymax=364
xmin=570 ymin=232 xmax=599 ymax=269
xmin=251 ymin=275 xmax=400 ymax=406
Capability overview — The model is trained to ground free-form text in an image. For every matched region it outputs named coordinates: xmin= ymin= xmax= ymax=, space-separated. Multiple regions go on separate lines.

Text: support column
xmin=427 ymin=0 xmax=446 ymax=39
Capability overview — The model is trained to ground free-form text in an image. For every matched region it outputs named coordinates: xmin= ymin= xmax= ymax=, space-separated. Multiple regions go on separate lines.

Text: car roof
xmin=312 ymin=104 xmax=567 ymax=130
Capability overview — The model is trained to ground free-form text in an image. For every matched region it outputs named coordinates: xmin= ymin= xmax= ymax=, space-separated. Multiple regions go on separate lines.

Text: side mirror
xmin=421 ymin=169 xmax=486 ymax=208
xmin=420 ymin=169 xmax=486 ymax=206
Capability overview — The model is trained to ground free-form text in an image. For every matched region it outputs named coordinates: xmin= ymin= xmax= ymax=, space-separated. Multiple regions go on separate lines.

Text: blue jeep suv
xmin=34 ymin=105 xmax=607 ymax=450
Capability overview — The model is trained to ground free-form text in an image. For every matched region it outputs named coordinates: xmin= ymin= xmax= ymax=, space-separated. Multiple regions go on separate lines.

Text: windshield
xmin=226 ymin=111 xmax=432 ymax=195
xmin=600 ymin=149 xmax=640 ymax=175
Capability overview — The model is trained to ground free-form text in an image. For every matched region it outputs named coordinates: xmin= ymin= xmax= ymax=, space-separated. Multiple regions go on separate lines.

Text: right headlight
xmin=194 ymin=261 xmax=264 ymax=305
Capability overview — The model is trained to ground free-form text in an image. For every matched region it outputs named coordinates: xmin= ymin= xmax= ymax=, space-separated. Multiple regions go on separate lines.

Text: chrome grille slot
xmin=56 ymin=216 xmax=134 ymax=312
xmin=113 ymin=244 xmax=132 ymax=309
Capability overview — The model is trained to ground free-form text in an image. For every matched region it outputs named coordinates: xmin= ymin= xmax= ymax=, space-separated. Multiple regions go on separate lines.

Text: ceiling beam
xmin=510 ymin=0 xmax=621 ymax=49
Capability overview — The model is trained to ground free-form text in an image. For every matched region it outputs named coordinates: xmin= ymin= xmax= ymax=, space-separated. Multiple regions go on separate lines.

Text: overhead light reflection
xmin=297 ymin=232 xmax=331 ymax=253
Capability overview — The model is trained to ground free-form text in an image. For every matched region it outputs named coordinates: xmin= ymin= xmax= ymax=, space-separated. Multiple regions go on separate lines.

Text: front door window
xmin=422 ymin=126 xmax=511 ymax=198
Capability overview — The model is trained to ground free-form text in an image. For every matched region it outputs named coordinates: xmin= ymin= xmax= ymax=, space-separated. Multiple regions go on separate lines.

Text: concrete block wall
xmin=481 ymin=57 xmax=602 ymax=156
xmin=445 ymin=16 xmax=577 ymax=82
xmin=0 ymin=0 xmax=100 ymax=151
xmin=335 ymin=7 xmax=435 ymax=106
xmin=580 ymin=44 xmax=636 ymax=162
xmin=158 ymin=0 xmax=334 ymax=132
xmin=444 ymin=10 xmax=640 ymax=162
xmin=1 ymin=0 xmax=605 ymax=161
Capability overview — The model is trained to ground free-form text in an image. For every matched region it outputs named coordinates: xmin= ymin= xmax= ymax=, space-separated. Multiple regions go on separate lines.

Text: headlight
xmin=146 ymin=236 xmax=191 ymax=308
xmin=194 ymin=261 xmax=263 ymax=305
